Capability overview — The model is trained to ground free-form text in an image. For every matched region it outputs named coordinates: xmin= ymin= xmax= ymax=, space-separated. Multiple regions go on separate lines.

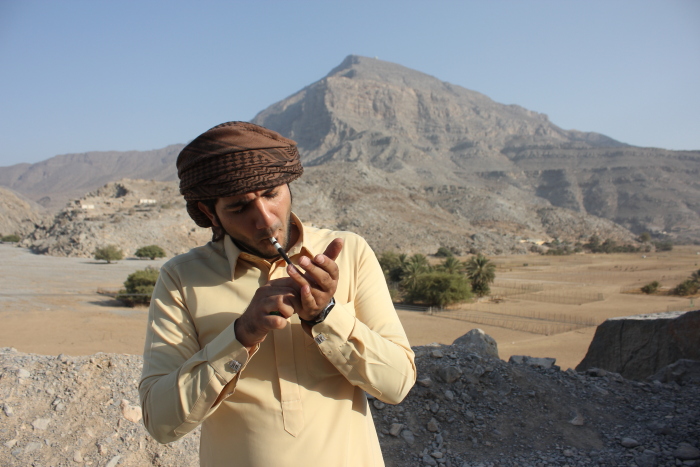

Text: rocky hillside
xmin=20 ymin=175 xmax=635 ymax=257
xmin=0 ymin=145 xmax=183 ymax=212
xmin=253 ymin=55 xmax=700 ymax=244
xmin=0 ymin=187 xmax=50 ymax=238
xmin=291 ymin=163 xmax=635 ymax=255
xmin=21 ymin=179 xmax=210 ymax=258
xmin=1 ymin=336 xmax=698 ymax=467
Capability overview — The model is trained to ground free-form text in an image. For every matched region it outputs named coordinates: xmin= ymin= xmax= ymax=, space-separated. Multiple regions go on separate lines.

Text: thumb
xmin=322 ymin=238 xmax=344 ymax=262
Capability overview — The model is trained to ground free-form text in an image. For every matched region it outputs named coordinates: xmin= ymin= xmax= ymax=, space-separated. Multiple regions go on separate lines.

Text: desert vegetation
xmin=378 ymin=251 xmax=499 ymax=307
xmin=116 ymin=266 xmax=160 ymax=307
xmin=464 ymin=254 xmax=496 ymax=297
xmin=538 ymin=234 xmax=675 ymax=256
xmin=672 ymin=269 xmax=700 ymax=296
xmin=641 ymin=280 xmax=660 ymax=294
xmin=93 ymin=245 xmax=124 ymax=263
xmin=0 ymin=233 xmax=20 ymax=242
xmin=134 ymin=244 xmax=166 ymax=260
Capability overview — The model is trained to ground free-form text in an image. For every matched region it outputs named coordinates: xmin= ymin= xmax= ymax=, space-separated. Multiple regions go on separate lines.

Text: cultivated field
xmin=0 ymin=244 xmax=697 ymax=370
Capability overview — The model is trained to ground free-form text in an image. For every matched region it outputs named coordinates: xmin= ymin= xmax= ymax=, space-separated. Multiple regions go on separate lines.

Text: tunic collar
xmin=222 ymin=213 xmax=313 ymax=281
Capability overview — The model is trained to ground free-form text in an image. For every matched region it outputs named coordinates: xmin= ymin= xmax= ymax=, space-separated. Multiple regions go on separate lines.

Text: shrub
xmin=583 ymin=236 xmax=640 ymax=254
xmin=404 ymin=272 xmax=472 ymax=307
xmin=435 ymin=247 xmax=453 ymax=258
xmin=117 ymin=266 xmax=160 ymax=307
xmin=135 ymin=245 xmax=166 ymax=260
xmin=654 ymin=240 xmax=673 ymax=252
xmin=639 ymin=232 xmax=651 ymax=243
xmin=671 ymin=269 xmax=700 ymax=296
xmin=544 ymin=245 xmax=574 ymax=256
xmin=672 ymin=279 xmax=699 ymax=296
xmin=94 ymin=245 xmax=124 ymax=263
xmin=1 ymin=234 xmax=20 ymax=242
xmin=641 ymin=281 xmax=659 ymax=294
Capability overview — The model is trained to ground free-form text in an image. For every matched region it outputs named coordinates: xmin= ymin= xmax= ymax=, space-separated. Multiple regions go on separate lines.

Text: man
xmin=139 ymin=121 xmax=416 ymax=466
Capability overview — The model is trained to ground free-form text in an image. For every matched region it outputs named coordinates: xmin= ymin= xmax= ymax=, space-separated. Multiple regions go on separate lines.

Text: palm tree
xmin=464 ymin=254 xmax=496 ymax=297
xmin=400 ymin=254 xmax=430 ymax=291
xmin=691 ymin=269 xmax=700 ymax=284
xmin=438 ymin=256 xmax=464 ymax=275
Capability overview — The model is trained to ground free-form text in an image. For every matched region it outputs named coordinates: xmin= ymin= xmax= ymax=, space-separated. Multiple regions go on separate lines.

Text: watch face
xmin=313 ymin=298 xmax=335 ymax=324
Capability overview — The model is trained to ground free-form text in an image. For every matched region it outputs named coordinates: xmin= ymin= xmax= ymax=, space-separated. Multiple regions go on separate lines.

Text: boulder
xmin=576 ymin=310 xmax=700 ymax=380
xmin=648 ymin=359 xmax=700 ymax=386
xmin=452 ymin=328 xmax=499 ymax=359
xmin=509 ymin=355 xmax=556 ymax=369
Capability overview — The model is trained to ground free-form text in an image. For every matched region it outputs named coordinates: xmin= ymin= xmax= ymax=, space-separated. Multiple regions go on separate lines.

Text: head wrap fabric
xmin=177 ymin=121 xmax=303 ymax=227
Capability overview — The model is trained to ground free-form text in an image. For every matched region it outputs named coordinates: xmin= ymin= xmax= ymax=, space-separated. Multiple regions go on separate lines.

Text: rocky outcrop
xmin=21 ymin=179 xmax=210 ymax=258
xmin=0 ymin=186 xmax=50 ymax=238
xmin=576 ymin=310 xmax=700 ymax=380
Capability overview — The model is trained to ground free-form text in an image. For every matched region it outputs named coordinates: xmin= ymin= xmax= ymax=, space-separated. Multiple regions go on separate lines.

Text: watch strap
xmin=300 ymin=297 xmax=335 ymax=327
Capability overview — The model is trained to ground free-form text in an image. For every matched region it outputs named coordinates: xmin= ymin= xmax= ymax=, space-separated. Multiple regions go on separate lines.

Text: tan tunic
xmin=139 ymin=216 xmax=416 ymax=466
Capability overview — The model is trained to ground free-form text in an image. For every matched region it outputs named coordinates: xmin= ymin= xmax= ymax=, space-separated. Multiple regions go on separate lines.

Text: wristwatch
xmin=300 ymin=297 xmax=335 ymax=327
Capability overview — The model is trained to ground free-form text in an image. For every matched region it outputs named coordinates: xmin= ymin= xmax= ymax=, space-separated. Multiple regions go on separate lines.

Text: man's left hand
xmin=287 ymin=238 xmax=343 ymax=323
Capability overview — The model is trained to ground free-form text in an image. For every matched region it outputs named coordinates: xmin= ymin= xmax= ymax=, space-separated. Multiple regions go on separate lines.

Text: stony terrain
xmin=1 ymin=339 xmax=698 ymax=467
xmin=20 ymin=179 xmax=210 ymax=258
xmin=14 ymin=173 xmax=637 ymax=258
xmin=0 ymin=186 xmax=50 ymax=238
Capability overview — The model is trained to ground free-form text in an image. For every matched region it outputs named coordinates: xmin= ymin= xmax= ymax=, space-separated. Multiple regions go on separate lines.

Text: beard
xmin=227 ymin=215 xmax=295 ymax=260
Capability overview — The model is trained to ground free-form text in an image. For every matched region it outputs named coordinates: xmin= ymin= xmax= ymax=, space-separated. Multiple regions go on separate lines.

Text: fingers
xmin=257 ymin=283 xmax=300 ymax=318
xmin=283 ymin=239 xmax=343 ymax=321
xmin=322 ymin=238 xmax=344 ymax=262
xmin=291 ymin=239 xmax=343 ymax=286
xmin=235 ymin=282 xmax=301 ymax=347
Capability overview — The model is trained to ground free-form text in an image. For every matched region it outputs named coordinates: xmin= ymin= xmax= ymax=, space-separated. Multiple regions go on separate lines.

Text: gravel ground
xmin=1 ymin=342 xmax=698 ymax=467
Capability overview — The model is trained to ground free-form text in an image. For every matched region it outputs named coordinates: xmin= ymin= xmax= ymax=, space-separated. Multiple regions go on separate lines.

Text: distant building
xmin=80 ymin=204 xmax=95 ymax=210
xmin=139 ymin=199 xmax=157 ymax=205
xmin=519 ymin=238 xmax=546 ymax=246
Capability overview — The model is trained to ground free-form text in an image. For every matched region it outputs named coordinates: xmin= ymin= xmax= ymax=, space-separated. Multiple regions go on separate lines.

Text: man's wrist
xmin=300 ymin=297 xmax=335 ymax=327
xmin=234 ymin=318 xmax=257 ymax=350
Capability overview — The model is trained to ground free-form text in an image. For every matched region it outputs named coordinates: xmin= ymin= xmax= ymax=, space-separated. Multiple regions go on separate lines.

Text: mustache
xmin=255 ymin=225 xmax=283 ymax=242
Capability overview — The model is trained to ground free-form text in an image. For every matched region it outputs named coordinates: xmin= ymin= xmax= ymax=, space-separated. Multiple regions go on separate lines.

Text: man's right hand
xmin=234 ymin=277 xmax=301 ymax=349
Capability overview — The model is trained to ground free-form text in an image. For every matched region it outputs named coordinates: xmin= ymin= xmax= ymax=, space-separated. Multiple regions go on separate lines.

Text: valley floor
xmin=0 ymin=244 xmax=697 ymax=369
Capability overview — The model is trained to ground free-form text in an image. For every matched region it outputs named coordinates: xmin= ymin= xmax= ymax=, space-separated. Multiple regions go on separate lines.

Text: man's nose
xmin=252 ymin=200 xmax=276 ymax=230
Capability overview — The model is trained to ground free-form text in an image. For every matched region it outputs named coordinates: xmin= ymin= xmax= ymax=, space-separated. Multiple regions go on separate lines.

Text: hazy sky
xmin=1 ymin=0 xmax=698 ymax=167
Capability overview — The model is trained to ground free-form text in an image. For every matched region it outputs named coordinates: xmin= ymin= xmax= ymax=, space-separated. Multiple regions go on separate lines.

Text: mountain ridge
xmin=1 ymin=55 xmax=698 ymax=255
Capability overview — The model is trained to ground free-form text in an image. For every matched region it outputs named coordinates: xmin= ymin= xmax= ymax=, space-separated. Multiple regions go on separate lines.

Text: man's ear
xmin=197 ymin=201 xmax=220 ymax=227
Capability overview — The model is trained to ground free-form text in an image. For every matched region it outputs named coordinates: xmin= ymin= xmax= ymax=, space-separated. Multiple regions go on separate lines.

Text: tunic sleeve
xmin=139 ymin=265 xmax=255 ymax=443
xmin=308 ymin=235 xmax=416 ymax=404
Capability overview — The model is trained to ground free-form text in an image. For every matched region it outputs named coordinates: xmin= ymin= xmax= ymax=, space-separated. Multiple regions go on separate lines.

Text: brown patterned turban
xmin=177 ymin=121 xmax=303 ymax=227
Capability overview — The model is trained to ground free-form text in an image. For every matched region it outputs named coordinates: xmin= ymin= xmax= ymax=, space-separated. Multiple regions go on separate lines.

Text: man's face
xmin=199 ymin=184 xmax=294 ymax=260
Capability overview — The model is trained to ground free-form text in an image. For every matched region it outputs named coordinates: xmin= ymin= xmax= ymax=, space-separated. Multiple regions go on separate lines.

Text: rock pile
xmin=1 ymin=339 xmax=698 ymax=467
